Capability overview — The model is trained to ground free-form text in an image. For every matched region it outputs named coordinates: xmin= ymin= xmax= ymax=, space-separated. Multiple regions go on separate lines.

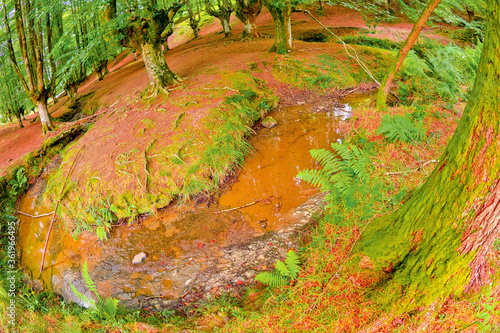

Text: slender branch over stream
xmin=40 ymin=145 xmax=85 ymax=273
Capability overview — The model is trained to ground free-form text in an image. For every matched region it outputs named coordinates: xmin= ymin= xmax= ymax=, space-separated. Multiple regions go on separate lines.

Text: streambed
xmin=17 ymin=96 xmax=365 ymax=310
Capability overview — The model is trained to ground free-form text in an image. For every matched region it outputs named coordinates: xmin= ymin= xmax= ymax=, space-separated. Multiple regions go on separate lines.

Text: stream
xmin=17 ymin=95 xmax=369 ymax=310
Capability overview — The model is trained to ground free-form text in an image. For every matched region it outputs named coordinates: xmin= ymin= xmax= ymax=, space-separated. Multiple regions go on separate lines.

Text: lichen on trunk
xmin=265 ymin=2 xmax=292 ymax=54
xmin=141 ymin=42 xmax=180 ymax=94
xmin=359 ymin=0 xmax=500 ymax=311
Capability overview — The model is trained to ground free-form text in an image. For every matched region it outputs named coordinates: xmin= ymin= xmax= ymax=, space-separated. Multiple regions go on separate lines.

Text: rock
xmin=261 ymin=116 xmax=278 ymax=129
xmin=132 ymin=252 xmax=147 ymax=264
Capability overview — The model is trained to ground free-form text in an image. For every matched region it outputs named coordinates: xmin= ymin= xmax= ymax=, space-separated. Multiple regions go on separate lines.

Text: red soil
xmin=0 ymin=4 xmax=453 ymax=178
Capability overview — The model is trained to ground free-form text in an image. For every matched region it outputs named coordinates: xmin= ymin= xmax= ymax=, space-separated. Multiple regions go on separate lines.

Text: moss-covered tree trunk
xmin=65 ymin=83 xmax=78 ymax=105
xmin=264 ymin=2 xmax=293 ymax=54
xmin=236 ymin=0 xmax=262 ymax=38
xmin=205 ymin=0 xmax=233 ymax=37
xmin=376 ymin=0 xmax=441 ymax=111
xmin=141 ymin=41 xmax=180 ymax=94
xmin=360 ymin=0 xmax=500 ymax=310
xmin=186 ymin=0 xmax=201 ymax=38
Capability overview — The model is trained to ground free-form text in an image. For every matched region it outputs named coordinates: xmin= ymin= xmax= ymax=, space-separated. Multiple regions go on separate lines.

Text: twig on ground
xmin=385 ymin=160 xmax=439 ymax=175
xmin=215 ymin=199 xmax=262 ymax=214
xmin=40 ymin=145 xmax=85 ymax=273
xmin=17 ymin=211 xmax=54 ymax=218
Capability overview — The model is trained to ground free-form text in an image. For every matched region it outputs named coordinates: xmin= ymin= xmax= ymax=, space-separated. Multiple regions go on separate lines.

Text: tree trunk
xmin=376 ymin=0 xmax=441 ymax=111
xmin=236 ymin=0 xmax=262 ymax=38
xmin=466 ymin=7 xmax=475 ymax=23
xmin=265 ymin=3 xmax=293 ymax=54
xmin=15 ymin=111 xmax=24 ymax=128
xmin=141 ymin=41 xmax=180 ymax=93
xmin=204 ymin=0 xmax=233 ymax=37
xmin=220 ymin=12 xmax=232 ymax=37
xmin=359 ymin=0 xmax=500 ymax=311
xmin=65 ymin=84 xmax=78 ymax=105
xmin=36 ymin=99 xmax=54 ymax=134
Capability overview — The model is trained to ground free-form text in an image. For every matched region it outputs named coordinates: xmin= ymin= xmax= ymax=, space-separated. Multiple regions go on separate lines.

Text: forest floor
xmin=1 ymin=4 xmax=496 ymax=333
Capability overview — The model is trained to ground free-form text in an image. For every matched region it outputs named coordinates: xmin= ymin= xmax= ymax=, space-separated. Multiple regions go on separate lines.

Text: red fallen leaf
xmin=236 ymin=280 xmax=245 ymax=285
xmin=268 ymin=243 xmax=273 ymax=246
xmin=211 ymin=240 xmax=216 ymax=243
xmin=197 ymin=243 xmax=205 ymax=248
xmin=161 ymin=261 xmax=165 ymax=264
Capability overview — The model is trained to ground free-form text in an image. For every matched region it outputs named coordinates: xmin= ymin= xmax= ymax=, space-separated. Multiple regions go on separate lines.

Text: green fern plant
xmin=70 ymin=261 xmax=119 ymax=321
xmin=298 ymin=143 xmax=388 ymax=223
xmin=255 ymin=250 xmax=301 ymax=287
xmin=8 ymin=167 xmax=27 ymax=197
xmin=376 ymin=114 xmax=426 ymax=143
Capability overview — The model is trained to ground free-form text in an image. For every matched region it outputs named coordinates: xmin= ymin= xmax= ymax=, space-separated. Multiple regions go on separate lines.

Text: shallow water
xmin=219 ymin=103 xmax=345 ymax=230
xmin=17 ymin=97 xmax=363 ymax=304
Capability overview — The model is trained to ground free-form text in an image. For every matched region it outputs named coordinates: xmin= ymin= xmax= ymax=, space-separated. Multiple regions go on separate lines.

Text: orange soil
xmin=0 ymin=5 xmax=455 ymax=179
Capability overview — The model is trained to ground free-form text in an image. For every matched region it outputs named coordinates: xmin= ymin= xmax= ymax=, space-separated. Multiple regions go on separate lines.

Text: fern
xmin=376 ymin=114 xmax=426 ymax=143
xmin=70 ymin=260 xmax=120 ymax=321
xmin=298 ymin=143 xmax=388 ymax=222
xmin=255 ymin=250 xmax=301 ymax=287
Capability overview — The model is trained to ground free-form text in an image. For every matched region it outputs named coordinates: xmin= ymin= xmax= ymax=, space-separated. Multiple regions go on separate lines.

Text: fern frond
xmin=81 ymin=261 xmax=98 ymax=295
xmin=284 ymin=250 xmax=301 ymax=279
xmin=255 ymin=272 xmax=288 ymax=288
xmin=70 ymin=284 xmax=96 ymax=309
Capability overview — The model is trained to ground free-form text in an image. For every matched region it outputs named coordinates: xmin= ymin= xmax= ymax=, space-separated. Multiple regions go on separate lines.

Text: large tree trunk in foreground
xmin=265 ymin=2 xmax=293 ymax=54
xmin=360 ymin=0 xmax=500 ymax=311
xmin=236 ymin=0 xmax=262 ymax=38
xmin=376 ymin=0 xmax=441 ymax=111
xmin=141 ymin=42 xmax=180 ymax=94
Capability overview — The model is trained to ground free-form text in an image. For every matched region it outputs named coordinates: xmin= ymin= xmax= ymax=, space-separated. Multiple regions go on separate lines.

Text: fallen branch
xmin=215 ymin=199 xmax=262 ymax=214
xmin=385 ymin=160 xmax=439 ymax=175
xmin=17 ymin=211 xmax=54 ymax=218
xmin=40 ymin=145 xmax=85 ymax=273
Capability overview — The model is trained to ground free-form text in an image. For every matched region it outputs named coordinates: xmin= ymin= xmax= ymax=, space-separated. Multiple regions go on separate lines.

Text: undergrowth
xmin=397 ymin=42 xmax=482 ymax=108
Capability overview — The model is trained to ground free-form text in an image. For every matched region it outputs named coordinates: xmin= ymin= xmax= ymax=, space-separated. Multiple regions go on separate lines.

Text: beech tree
xmin=0 ymin=58 xmax=31 ymax=128
xmin=106 ymin=0 xmax=184 ymax=95
xmin=263 ymin=0 xmax=293 ymax=54
xmin=186 ymin=0 xmax=202 ymax=38
xmin=204 ymin=0 xmax=233 ymax=37
xmin=2 ymin=0 xmax=57 ymax=133
xmin=235 ymin=0 xmax=262 ymax=38
xmin=359 ymin=0 xmax=500 ymax=311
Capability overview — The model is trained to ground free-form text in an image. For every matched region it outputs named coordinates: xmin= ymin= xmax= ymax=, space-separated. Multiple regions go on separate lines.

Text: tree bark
xmin=65 ymin=84 xmax=78 ymax=105
xmin=376 ymin=0 xmax=441 ymax=111
xmin=141 ymin=42 xmax=180 ymax=94
xmin=186 ymin=0 xmax=201 ymax=38
xmin=264 ymin=2 xmax=293 ymax=54
xmin=359 ymin=0 xmax=500 ymax=311
xmin=205 ymin=0 xmax=233 ymax=37
xmin=15 ymin=110 xmax=24 ymax=128
xmin=236 ymin=0 xmax=262 ymax=38
xmin=36 ymin=99 xmax=54 ymax=134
